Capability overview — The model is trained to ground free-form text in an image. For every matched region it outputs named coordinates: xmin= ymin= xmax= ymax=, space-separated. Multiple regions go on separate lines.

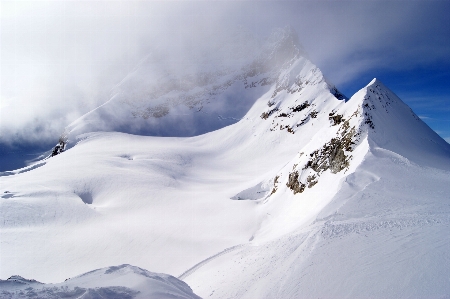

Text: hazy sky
xmin=1 ymin=0 xmax=450 ymax=153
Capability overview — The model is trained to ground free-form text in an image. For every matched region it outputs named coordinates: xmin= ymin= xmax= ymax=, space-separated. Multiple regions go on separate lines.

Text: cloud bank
xmin=1 ymin=1 xmax=449 ymax=148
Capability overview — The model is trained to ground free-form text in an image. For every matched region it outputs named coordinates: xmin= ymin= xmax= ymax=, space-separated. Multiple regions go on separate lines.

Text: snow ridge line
xmin=178 ymin=244 xmax=245 ymax=280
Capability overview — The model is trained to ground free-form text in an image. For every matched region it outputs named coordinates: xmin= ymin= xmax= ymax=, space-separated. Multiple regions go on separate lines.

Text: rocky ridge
xmin=255 ymin=76 xmax=433 ymax=199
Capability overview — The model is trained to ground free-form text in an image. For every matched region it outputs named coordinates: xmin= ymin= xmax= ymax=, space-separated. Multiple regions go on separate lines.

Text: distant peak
xmin=359 ymin=78 xmax=399 ymax=110
xmin=368 ymin=78 xmax=378 ymax=85
xmin=7 ymin=275 xmax=26 ymax=281
xmin=365 ymin=78 xmax=385 ymax=89
xmin=5 ymin=275 xmax=42 ymax=284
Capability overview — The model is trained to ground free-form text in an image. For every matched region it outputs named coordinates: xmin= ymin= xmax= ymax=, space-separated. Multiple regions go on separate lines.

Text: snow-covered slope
xmin=180 ymin=78 xmax=450 ymax=298
xmin=1 ymin=53 xmax=342 ymax=282
xmin=1 ymin=28 xmax=449 ymax=298
xmin=184 ymin=130 xmax=450 ymax=298
xmin=0 ymin=264 xmax=200 ymax=299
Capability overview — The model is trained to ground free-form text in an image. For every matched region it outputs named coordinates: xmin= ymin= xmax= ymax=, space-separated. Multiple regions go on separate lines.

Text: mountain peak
xmin=366 ymin=77 xmax=380 ymax=87
xmin=353 ymin=78 xmax=450 ymax=169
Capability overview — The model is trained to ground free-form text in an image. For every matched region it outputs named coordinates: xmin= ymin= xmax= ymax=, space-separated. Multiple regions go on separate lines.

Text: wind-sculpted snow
xmin=0 ymin=265 xmax=200 ymax=299
xmin=320 ymin=216 xmax=448 ymax=239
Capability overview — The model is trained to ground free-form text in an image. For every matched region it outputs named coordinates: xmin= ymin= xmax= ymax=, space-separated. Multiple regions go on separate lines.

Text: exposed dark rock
xmin=306 ymin=174 xmax=318 ymax=188
xmin=261 ymin=107 xmax=279 ymax=120
xmin=291 ymin=101 xmax=310 ymax=112
xmin=51 ymin=134 xmax=68 ymax=157
xmin=286 ymin=171 xmax=306 ymax=194
xmin=287 ymin=108 xmax=362 ymax=195
xmin=305 ymin=126 xmax=355 ymax=174
xmin=270 ymin=176 xmax=279 ymax=195
xmin=310 ymin=110 xmax=318 ymax=118
xmin=296 ymin=116 xmax=309 ymax=127
xmin=363 ymin=102 xmax=375 ymax=111
xmin=329 ymin=114 xmax=344 ymax=126
xmin=364 ymin=112 xmax=375 ymax=129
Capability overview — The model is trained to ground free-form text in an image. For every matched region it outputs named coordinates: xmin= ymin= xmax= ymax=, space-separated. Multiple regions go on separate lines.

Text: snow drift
xmin=0 ymin=264 xmax=200 ymax=299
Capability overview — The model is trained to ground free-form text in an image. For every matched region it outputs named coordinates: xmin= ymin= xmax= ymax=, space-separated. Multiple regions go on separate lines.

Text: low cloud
xmin=1 ymin=1 xmax=449 ymax=148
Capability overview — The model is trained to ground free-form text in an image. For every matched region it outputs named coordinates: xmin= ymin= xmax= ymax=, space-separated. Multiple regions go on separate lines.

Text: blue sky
xmin=1 ymin=1 xmax=449 ymax=170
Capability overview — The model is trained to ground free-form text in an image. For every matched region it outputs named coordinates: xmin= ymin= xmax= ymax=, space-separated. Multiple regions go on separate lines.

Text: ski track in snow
xmin=178 ymin=244 xmax=245 ymax=280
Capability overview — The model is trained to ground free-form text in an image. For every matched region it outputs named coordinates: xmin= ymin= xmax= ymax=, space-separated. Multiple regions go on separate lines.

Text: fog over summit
xmin=66 ymin=26 xmax=307 ymax=140
xmin=2 ymin=1 xmax=450 ymax=157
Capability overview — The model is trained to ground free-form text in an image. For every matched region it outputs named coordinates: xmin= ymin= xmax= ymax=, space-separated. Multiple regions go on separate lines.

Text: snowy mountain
xmin=64 ymin=26 xmax=310 ymax=140
xmin=0 ymin=264 xmax=200 ymax=299
xmin=1 ymin=27 xmax=449 ymax=298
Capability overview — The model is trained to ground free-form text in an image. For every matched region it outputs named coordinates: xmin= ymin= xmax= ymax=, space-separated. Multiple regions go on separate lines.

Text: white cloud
xmin=1 ymin=1 xmax=449 ymax=147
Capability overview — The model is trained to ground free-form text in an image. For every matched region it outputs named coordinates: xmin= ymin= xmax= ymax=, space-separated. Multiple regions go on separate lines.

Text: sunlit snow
xmin=1 ymin=28 xmax=449 ymax=298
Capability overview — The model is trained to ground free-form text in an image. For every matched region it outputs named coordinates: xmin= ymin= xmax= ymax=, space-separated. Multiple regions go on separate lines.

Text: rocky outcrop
xmin=286 ymin=171 xmax=305 ymax=194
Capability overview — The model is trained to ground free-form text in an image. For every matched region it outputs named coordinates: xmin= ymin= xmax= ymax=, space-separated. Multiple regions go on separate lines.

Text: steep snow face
xmin=0 ymin=264 xmax=201 ymax=299
xmin=65 ymin=27 xmax=308 ymax=142
xmin=242 ymin=76 xmax=450 ymax=241
xmin=356 ymin=78 xmax=450 ymax=170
